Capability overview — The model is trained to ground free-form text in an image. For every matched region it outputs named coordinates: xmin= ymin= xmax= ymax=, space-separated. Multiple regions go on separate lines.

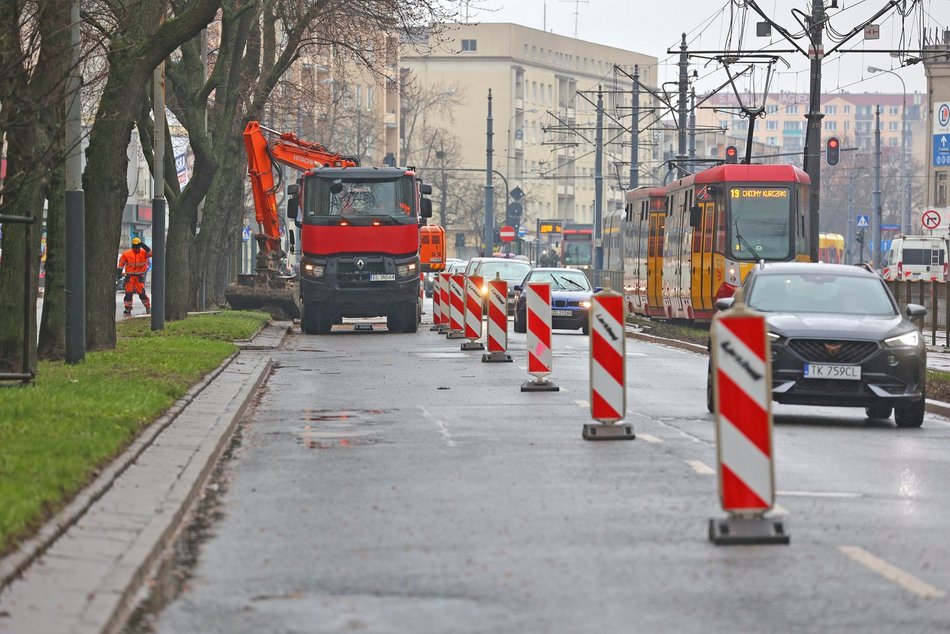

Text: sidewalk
xmin=0 ymin=322 xmax=289 ymax=634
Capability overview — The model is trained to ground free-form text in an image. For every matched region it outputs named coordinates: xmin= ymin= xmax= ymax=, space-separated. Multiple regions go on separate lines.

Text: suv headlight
xmin=884 ymin=330 xmax=920 ymax=348
xmin=302 ymin=261 xmax=324 ymax=279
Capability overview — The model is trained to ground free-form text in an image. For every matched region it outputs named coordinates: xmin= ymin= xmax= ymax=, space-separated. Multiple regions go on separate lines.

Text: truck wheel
xmin=303 ymin=304 xmax=333 ymax=334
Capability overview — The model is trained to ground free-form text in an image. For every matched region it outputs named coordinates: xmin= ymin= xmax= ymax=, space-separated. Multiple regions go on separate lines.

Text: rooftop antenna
xmin=559 ymin=0 xmax=588 ymax=38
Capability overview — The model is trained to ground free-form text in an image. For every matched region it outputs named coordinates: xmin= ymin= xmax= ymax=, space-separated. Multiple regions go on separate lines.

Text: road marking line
xmin=518 ymin=365 xmax=526 ymax=371
xmin=685 ymin=460 xmax=715 ymax=475
xmin=839 ymin=546 xmax=946 ymax=599
xmin=419 ymin=406 xmax=456 ymax=448
xmin=574 ymin=399 xmax=589 ymax=408
xmin=638 ymin=433 xmax=663 ymax=443
xmin=778 ymin=490 xmax=862 ymax=498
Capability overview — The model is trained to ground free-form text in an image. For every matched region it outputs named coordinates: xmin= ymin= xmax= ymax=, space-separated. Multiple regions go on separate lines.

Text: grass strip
xmin=0 ymin=310 xmax=269 ymax=557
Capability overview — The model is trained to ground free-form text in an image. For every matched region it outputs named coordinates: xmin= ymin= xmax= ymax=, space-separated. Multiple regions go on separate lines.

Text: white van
xmin=882 ymin=235 xmax=948 ymax=281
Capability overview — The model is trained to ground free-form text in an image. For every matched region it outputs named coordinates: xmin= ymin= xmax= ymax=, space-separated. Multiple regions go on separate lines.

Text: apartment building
xmin=402 ymin=23 xmax=657 ymax=237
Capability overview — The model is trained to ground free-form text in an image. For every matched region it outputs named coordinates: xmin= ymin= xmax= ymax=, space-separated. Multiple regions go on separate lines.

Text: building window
xmin=889 ymin=121 xmax=899 ymax=131
xmin=787 ymin=105 xmax=798 ymax=114
xmin=461 ymin=39 xmax=476 ymax=52
xmin=937 ymin=172 xmax=948 ymax=207
xmin=825 ymin=121 xmax=837 ymax=131
xmin=844 ymin=105 xmax=851 ymax=114
xmin=824 ymin=105 xmax=837 ymax=115
xmin=890 ymin=106 xmax=899 ymax=115
xmin=767 ymin=120 xmax=778 ymax=130
xmin=844 ymin=121 xmax=850 ymax=131
xmin=767 ymin=105 xmax=778 ymax=114
xmin=783 ymin=121 xmax=800 ymax=130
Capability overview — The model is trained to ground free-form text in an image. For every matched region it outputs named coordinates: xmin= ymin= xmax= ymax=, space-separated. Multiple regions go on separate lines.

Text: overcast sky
xmin=472 ymin=0 xmax=950 ymax=99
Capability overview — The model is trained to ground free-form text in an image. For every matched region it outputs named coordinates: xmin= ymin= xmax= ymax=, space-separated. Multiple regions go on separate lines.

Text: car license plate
xmin=370 ymin=274 xmax=395 ymax=281
xmin=803 ymin=363 xmax=861 ymax=380
xmin=552 ymin=309 xmax=572 ymax=317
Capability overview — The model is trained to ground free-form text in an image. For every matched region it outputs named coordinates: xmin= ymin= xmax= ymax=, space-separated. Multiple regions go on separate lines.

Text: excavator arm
xmin=242 ymin=120 xmax=359 ymax=278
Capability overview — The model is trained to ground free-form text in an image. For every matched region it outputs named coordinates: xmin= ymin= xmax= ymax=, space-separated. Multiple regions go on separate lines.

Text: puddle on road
xmin=296 ymin=409 xmax=391 ymax=449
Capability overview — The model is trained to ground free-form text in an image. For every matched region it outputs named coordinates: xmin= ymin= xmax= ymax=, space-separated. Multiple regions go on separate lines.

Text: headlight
xmin=767 ymin=332 xmax=781 ymax=341
xmin=302 ymin=262 xmax=324 ymax=279
xmin=884 ymin=330 xmax=920 ymax=347
xmin=481 ymin=284 xmax=489 ymax=295
xmin=396 ymin=262 xmax=418 ymax=277
xmin=580 ymin=300 xmax=591 ymax=308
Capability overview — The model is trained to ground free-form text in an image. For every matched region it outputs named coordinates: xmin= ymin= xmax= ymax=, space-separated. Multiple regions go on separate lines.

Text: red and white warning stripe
xmin=712 ymin=313 xmax=775 ymax=513
xmin=486 ymin=278 xmax=508 ymax=353
xmin=432 ymin=275 xmax=443 ymax=325
xmin=464 ymin=275 xmax=483 ymax=341
xmin=526 ymin=282 xmax=552 ymax=378
xmin=439 ymin=274 xmax=451 ymax=328
xmin=589 ymin=291 xmax=625 ymax=422
xmin=449 ymin=274 xmax=465 ymax=334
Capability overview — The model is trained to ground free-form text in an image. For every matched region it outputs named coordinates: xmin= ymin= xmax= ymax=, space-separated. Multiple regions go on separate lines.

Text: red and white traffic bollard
xmin=430 ymin=273 xmax=442 ymax=331
xmin=482 ymin=275 xmax=512 ymax=363
xmin=708 ymin=293 xmax=788 ymax=545
xmin=438 ymin=274 xmax=451 ymax=335
xmin=447 ymin=274 xmax=466 ymax=339
xmin=521 ymin=281 xmax=558 ymax=392
xmin=583 ymin=290 xmax=634 ymax=440
xmin=461 ymin=274 xmax=485 ymax=350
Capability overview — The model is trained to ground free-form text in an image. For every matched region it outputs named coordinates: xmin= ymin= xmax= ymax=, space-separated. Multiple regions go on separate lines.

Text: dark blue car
xmin=513 ymin=268 xmax=594 ymax=334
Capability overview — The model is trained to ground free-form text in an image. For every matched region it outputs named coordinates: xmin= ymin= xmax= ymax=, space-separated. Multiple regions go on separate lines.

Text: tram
xmin=818 ymin=232 xmax=845 ymax=263
xmin=604 ymin=163 xmax=811 ymax=322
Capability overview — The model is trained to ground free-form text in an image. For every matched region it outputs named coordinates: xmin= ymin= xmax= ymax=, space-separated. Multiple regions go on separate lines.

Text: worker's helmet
xmin=131 ymin=237 xmax=142 ymax=245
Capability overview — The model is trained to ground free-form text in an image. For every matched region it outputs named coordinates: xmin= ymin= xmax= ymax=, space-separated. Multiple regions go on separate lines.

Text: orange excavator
xmin=225 ymin=121 xmax=361 ymax=317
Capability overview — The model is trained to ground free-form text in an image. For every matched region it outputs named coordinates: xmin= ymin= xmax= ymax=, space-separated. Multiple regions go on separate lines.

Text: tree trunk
xmin=38 ymin=165 xmax=67 ymax=360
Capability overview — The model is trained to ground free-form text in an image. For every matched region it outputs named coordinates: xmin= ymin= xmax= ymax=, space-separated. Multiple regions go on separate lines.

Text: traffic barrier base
xmin=708 ymin=516 xmax=789 ymax=545
xmin=461 ymin=340 xmax=484 ymax=350
xmin=430 ymin=323 xmax=441 ymax=331
xmin=581 ymin=423 xmax=635 ymax=440
xmin=446 ymin=330 xmax=466 ymax=339
xmin=520 ymin=378 xmax=559 ymax=392
xmin=481 ymin=351 xmax=512 ymax=363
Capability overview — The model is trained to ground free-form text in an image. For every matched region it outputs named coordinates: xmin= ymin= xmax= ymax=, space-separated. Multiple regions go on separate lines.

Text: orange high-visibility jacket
xmin=118 ymin=248 xmax=150 ymax=275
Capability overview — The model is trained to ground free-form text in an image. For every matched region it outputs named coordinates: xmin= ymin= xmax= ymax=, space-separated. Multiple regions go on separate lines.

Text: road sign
xmin=856 ymin=215 xmax=870 ymax=228
xmin=518 ymin=225 xmax=527 ymax=237
xmin=499 ymin=225 xmax=516 ymax=242
xmin=509 ymin=186 xmax=524 ymax=201
xmin=923 ymin=209 xmax=941 ymax=230
xmin=881 ymin=224 xmax=901 ymax=231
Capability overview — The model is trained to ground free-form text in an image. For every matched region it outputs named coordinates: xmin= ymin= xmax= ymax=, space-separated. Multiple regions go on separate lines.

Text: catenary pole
xmin=803 ymin=0 xmax=826 ymax=262
xmin=485 ymin=89 xmax=494 ymax=256
xmin=151 ymin=61 xmax=166 ymax=331
xmin=630 ymin=65 xmax=640 ymax=189
xmin=594 ymin=86 xmax=604 ymax=271
xmin=873 ymin=105 xmax=882 ymax=268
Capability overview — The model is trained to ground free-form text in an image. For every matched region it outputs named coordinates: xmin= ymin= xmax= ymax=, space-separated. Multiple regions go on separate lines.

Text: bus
xmin=603 ymin=163 xmax=812 ymax=322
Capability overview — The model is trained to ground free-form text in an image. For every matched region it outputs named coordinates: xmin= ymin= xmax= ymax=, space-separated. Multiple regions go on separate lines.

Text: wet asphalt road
xmin=136 ymin=304 xmax=950 ymax=633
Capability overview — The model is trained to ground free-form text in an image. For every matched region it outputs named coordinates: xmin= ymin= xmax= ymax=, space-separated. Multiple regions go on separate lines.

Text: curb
xmin=624 ymin=325 xmax=950 ymax=419
xmin=0 ymin=351 xmax=239 ymax=591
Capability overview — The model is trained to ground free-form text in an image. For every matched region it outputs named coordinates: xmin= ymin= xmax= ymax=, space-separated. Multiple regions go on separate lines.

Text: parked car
xmin=708 ymin=262 xmax=927 ymax=428
xmin=467 ymin=257 xmax=532 ymax=315
xmin=881 ymin=235 xmax=948 ymax=282
xmin=512 ymin=267 xmax=594 ymax=334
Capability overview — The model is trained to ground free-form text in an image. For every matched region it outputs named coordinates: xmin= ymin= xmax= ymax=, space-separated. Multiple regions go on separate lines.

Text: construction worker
xmin=117 ymin=237 xmax=152 ymax=315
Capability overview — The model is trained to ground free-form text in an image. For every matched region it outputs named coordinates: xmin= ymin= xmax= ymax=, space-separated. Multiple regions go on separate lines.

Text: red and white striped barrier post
xmin=708 ymin=293 xmax=788 ymax=545
xmin=583 ymin=290 xmax=634 ymax=440
xmin=430 ymin=274 xmax=443 ymax=331
xmin=447 ymin=274 xmax=466 ymax=339
xmin=482 ymin=275 xmax=512 ymax=363
xmin=438 ymin=274 xmax=451 ymax=334
xmin=521 ymin=281 xmax=558 ymax=392
xmin=461 ymin=275 xmax=485 ymax=350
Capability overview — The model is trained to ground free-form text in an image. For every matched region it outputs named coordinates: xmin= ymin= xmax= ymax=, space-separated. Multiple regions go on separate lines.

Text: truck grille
xmin=336 ymin=257 xmax=387 ymax=285
xmin=788 ymin=339 xmax=878 ymax=364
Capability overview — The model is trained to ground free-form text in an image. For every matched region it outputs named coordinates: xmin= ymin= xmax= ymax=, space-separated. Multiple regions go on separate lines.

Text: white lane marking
xmin=638 ymin=433 xmax=663 ymax=444
xmin=574 ymin=399 xmax=589 ymax=408
xmin=778 ymin=490 xmax=863 ymax=498
xmin=770 ymin=503 xmax=789 ymax=516
xmin=839 ymin=546 xmax=946 ymax=599
xmin=518 ymin=365 xmax=527 ymax=371
xmin=685 ymin=460 xmax=716 ymax=475
xmin=419 ymin=406 xmax=456 ymax=448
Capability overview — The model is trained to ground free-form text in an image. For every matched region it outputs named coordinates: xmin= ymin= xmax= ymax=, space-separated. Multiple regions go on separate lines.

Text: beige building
xmin=924 ymin=33 xmax=950 ymax=230
xmin=402 ymin=23 xmax=657 ymax=243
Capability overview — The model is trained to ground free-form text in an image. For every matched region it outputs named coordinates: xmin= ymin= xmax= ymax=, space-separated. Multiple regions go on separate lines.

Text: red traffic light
xmin=826 ymin=136 xmax=840 ymax=166
xmin=725 ymin=145 xmax=738 ymax=163
xmin=828 ymin=138 xmax=839 ymax=149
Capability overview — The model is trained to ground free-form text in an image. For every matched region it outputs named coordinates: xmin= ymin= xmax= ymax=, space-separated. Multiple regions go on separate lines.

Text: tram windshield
xmin=727 ymin=186 xmax=792 ymax=261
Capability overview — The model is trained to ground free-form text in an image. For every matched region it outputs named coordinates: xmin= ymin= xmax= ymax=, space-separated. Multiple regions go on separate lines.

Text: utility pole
xmin=485 ymin=89 xmax=494 ymax=256
xmin=677 ymin=33 xmax=689 ymax=172
xmin=873 ymin=105 xmax=882 ymax=268
xmin=803 ymin=0 xmax=826 ymax=263
xmin=65 ymin=0 xmax=84 ymax=362
xmin=629 ymin=65 xmax=640 ymax=189
xmin=847 ymin=173 xmax=854 ymax=264
xmin=151 ymin=61 xmax=166 ymax=331
xmin=688 ymin=86 xmax=696 ymax=173
xmin=594 ymin=87 xmax=604 ymax=270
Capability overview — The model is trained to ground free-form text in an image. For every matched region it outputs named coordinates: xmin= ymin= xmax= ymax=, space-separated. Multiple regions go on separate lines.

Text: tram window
xmin=729 ymin=187 xmax=792 ymax=260
xmin=704 ymin=205 xmax=713 ymax=252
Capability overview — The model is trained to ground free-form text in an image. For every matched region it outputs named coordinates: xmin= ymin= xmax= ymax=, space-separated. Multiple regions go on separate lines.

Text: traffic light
xmin=506 ymin=201 xmax=524 ymax=229
xmin=725 ymin=145 xmax=738 ymax=164
xmin=826 ymin=136 xmax=840 ymax=166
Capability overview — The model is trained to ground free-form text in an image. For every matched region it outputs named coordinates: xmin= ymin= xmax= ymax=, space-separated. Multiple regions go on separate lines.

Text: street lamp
xmin=867 ymin=66 xmax=908 ymax=235
xmin=507 ymin=107 xmax=539 ymax=191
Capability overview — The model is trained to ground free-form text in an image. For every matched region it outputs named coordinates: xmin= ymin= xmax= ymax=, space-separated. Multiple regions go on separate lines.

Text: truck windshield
xmin=304 ymin=177 xmax=415 ymax=219
xmin=727 ymin=186 xmax=792 ymax=261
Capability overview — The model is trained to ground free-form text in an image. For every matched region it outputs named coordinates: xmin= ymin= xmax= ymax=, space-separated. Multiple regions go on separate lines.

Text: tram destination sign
xmin=730 ymin=187 xmax=789 ymax=199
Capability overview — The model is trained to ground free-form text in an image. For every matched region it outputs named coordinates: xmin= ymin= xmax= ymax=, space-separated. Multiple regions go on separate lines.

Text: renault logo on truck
xmin=357 ymin=259 xmax=365 ymax=270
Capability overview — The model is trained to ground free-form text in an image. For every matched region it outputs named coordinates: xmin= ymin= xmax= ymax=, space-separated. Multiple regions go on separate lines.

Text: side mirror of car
xmin=594 ymin=287 xmax=603 ymax=292
xmin=715 ymin=297 xmax=735 ymax=311
xmin=905 ymin=303 xmax=927 ymax=318
xmin=513 ymin=285 xmax=522 ymax=292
